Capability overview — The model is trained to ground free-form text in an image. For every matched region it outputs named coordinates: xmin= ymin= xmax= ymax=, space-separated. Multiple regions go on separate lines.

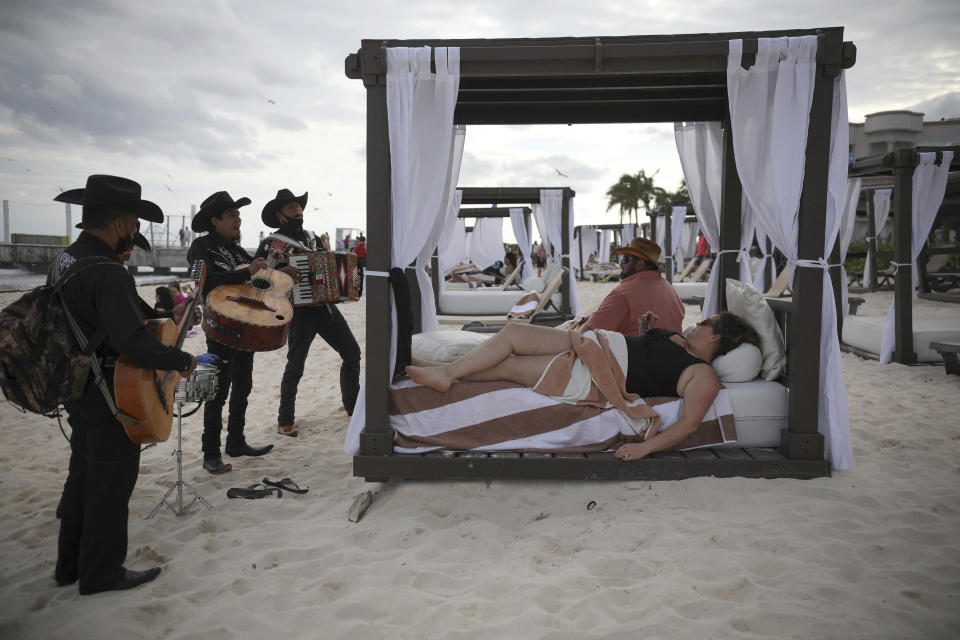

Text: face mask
xmin=116 ymin=231 xmax=135 ymax=255
xmin=284 ymin=216 xmax=304 ymax=231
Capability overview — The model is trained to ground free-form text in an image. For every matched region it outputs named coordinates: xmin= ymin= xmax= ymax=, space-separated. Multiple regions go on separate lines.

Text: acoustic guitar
xmin=115 ymin=263 xmax=207 ymax=444
xmin=202 ymin=251 xmax=294 ymax=352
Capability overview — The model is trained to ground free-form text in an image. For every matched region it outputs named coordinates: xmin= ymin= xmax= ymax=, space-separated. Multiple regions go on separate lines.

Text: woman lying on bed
xmin=406 ymin=312 xmax=760 ymax=462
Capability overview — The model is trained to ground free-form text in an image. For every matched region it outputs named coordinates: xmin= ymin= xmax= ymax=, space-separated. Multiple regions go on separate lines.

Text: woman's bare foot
xmin=411 ymin=356 xmax=444 ymax=367
xmin=406 ymin=365 xmax=453 ymax=392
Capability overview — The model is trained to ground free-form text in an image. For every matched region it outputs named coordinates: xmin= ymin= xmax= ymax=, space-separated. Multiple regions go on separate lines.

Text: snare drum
xmin=174 ymin=363 xmax=219 ymax=403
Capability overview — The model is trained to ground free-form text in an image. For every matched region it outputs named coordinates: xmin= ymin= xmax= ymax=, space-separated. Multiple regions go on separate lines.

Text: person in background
xmin=695 ymin=232 xmax=710 ymax=266
xmin=168 ymin=281 xmax=186 ymax=306
xmin=154 ymin=286 xmax=175 ymax=312
xmin=352 ymin=234 xmax=366 ymax=269
xmin=582 ymin=237 xmax=684 ymax=335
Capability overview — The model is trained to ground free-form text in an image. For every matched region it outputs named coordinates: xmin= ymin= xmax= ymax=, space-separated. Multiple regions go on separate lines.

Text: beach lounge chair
xmin=440 ymin=266 xmax=569 ymax=330
xmin=683 ymin=257 xmax=712 ymax=282
xmin=764 ymin=267 xmax=791 ymax=297
xmin=498 ymin=260 xmax=525 ymax=290
xmin=675 ymin=257 xmax=697 ymax=282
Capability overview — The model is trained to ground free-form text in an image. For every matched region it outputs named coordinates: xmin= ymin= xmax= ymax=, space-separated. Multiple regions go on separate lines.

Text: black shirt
xmin=187 ymin=231 xmax=253 ymax=298
xmin=624 ymin=328 xmax=706 ymax=398
xmin=54 ymin=232 xmax=191 ymax=373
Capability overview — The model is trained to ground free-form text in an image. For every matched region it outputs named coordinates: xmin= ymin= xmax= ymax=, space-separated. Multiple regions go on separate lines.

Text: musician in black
xmin=188 ymin=191 xmax=295 ymax=473
xmin=259 ymin=189 xmax=361 ymax=437
xmin=52 ymin=175 xmax=197 ymax=595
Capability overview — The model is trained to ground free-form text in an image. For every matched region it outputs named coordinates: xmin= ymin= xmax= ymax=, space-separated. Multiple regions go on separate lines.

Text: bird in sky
xmin=267 ymin=99 xmax=276 ymax=105
xmin=553 ymin=167 xmax=568 ymax=177
xmin=164 ymin=184 xmax=174 ymax=193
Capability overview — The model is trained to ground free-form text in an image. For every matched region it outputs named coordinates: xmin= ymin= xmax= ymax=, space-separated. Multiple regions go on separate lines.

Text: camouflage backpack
xmin=0 ymin=256 xmax=121 ymax=415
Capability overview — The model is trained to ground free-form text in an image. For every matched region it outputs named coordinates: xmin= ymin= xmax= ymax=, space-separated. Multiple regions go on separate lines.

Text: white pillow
xmin=411 ymin=330 xmax=490 ymax=363
xmin=521 ymin=276 xmax=546 ymax=293
xmin=711 ymin=342 xmax=763 ymax=382
xmin=724 ymin=278 xmax=786 ymax=381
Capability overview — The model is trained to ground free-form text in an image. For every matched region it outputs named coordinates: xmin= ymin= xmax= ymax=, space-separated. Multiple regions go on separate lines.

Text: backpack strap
xmin=50 ymin=253 xmax=128 ymax=416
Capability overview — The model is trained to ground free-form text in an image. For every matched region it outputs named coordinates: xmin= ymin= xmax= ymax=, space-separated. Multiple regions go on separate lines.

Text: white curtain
xmin=879 ymin=151 xmax=953 ymax=363
xmin=728 ymin=36 xmax=853 ymax=471
xmin=437 ymin=190 xmax=466 ymax=284
xmin=751 ymin=226 xmax=775 ymax=292
xmin=599 ymin=229 xmax=613 ymax=263
xmin=654 ymin=215 xmax=667 ymax=255
xmin=468 ymin=217 xmax=505 ymax=270
xmin=670 ymin=205 xmax=687 ymax=272
xmin=837 ymin=178 xmax=862 ymax=319
xmin=509 ymin=207 xmax=532 ymax=280
xmin=674 ymin=120 xmax=724 ymax=315
xmin=680 ymin=220 xmax=698 ymax=267
xmin=578 ymin=225 xmax=599 ymax=265
xmin=622 ymin=223 xmax=638 ymax=244
xmin=345 ymin=45 xmax=460 ymax=455
xmin=536 ymin=190 xmax=565 ymax=261
xmin=863 ymin=188 xmax=892 ymax=286
xmin=418 ymin=126 xmax=466 ymax=329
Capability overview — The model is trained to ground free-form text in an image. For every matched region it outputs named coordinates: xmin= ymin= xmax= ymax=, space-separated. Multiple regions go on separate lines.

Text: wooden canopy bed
xmin=843 ymin=145 xmax=960 ymax=363
xmin=344 ymin=28 xmax=856 ymax=482
xmin=573 ymin=223 xmax=634 ymax=280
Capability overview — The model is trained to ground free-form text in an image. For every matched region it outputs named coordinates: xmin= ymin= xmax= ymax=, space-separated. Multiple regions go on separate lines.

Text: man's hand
xmin=637 ymin=311 xmax=660 ymax=334
xmin=248 ymin=257 xmax=268 ymax=275
xmin=279 ymin=265 xmax=301 ymax=282
xmin=180 ymin=354 xmax=198 ymax=379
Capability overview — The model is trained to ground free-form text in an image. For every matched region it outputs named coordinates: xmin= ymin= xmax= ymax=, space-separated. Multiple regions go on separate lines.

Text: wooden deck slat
xmin=745 ymin=447 xmax=786 ymax=460
xmin=354 ymin=451 xmax=830 ymax=481
xmin=715 ymin=448 xmax=754 ymax=460
xmin=682 ymin=449 xmax=719 ymax=460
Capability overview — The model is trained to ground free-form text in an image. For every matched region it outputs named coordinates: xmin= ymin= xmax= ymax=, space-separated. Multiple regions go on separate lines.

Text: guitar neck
xmin=174 ymin=264 xmax=207 ymax=349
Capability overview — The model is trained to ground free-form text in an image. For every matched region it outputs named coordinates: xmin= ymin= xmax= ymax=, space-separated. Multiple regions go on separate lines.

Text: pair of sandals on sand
xmin=227 ymin=477 xmax=308 ymax=500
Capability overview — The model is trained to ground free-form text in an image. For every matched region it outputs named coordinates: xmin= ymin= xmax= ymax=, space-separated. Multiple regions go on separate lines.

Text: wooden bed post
xmin=561 ymin=189 xmax=571 ymax=315
xmin=764 ymin=236 xmax=775 ymax=292
xmin=718 ymin=119 xmax=742 ymax=311
xmin=781 ymin=35 xmax=838 ymax=461
xmin=431 ymin=251 xmax=440 ymax=313
xmin=359 ymin=73 xmax=395 ymax=456
xmin=407 ymin=264 xmax=422 ymax=333
xmin=576 ymin=225 xmax=585 ymax=280
xmin=892 ymin=148 xmax=917 ymax=364
xmin=865 ymin=192 xmax=878 ymax=291
xmin=662 ymin=210 xmax=674 ymax=283
xmin=829 ymin=240 xmax=844 ymax=337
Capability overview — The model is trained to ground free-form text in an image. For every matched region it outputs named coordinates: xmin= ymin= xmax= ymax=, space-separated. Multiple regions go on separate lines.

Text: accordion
xmin=288 ymin=251 xmax=362 ymax=306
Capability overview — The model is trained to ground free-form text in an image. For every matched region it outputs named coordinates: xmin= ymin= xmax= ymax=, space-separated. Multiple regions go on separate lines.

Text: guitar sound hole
xmin=276 ymin=315 xmax=285 ymax=320
xmin=251 ymin=278 xmax=272 ymax=291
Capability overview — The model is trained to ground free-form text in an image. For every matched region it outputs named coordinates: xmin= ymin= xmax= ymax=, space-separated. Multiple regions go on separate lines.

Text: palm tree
xmin=605 ymin=169 xmax=660 ymax=225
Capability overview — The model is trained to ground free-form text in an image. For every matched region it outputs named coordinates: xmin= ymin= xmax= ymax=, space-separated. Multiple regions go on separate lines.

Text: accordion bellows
xmin=288 ymin=251 xmax=362 ymax=306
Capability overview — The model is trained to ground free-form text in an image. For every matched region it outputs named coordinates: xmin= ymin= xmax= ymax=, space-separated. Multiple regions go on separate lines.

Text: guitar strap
xmin=50 ymin=255 xmax=127 ymax=417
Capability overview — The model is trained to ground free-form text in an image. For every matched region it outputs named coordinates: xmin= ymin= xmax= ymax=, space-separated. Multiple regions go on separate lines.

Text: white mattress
xmin=841 ymin=314 xmax=960 ymax=362
xmin=672 ymin=281 xmax=708 ymax=299
xmin=439 ymin=289 xmax=561 ymax=315
xmin=721 ymin=379 xmax=788 ymax=448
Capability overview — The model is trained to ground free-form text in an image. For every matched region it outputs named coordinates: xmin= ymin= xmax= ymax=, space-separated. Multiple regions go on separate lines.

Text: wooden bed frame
xmin=573 ymin=223 xmax=635 ymax=280
xmin=345 ymin=28 xmax=856 ymax=481
xmin=849 ymin=145 xmax=960 ymax=363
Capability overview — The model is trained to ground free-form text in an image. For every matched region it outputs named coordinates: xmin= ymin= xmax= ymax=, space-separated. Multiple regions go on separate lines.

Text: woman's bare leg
xmin=406 ymin=324 xmax=573 ymax=392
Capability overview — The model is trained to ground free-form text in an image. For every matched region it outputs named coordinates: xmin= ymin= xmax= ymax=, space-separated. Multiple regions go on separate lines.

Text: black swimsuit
xmin=623 ymin=328 xmax=706 ymax=397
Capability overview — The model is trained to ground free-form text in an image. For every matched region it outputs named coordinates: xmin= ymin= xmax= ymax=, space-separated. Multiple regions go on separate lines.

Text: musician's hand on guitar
xmin=172 ymin=299 xmax=189 ymax=325
xmin=248 ymin=257 xmax=268 ymax=275
xmin=279 ymin=265 xmax=301 ymax=282
xmin=181 ymin=354 xmax=198 ymax=379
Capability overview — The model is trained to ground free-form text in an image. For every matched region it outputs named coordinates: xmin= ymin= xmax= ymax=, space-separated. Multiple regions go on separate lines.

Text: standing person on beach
xmin=582 ymin=237 xmax=684 ymax=335
xmin=51 ymin=175 xmax=197 ymax=595
xmin=187 ymin=191 xmax=280 ymax=474
xmin=259 ymin=188 xmax=361 ymax=436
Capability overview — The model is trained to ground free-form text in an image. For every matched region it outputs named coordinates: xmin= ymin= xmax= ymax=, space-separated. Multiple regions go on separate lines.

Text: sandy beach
xmin=1 ymin=279 xmax=959 ymax=639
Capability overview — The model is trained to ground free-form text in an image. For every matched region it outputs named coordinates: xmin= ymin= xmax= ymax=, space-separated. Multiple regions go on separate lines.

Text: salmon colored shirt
xmin=584 ymin=270 xmax=684 ymax=336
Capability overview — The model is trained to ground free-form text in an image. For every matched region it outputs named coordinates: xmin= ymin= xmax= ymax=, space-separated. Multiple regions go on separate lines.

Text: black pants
xmin=278 ymin=304 xmax=361 ymax=424
xmin=56 ymin=391 xmax=140 ymax=593
xmin=202 ymin=339 xmax=255 ymax=457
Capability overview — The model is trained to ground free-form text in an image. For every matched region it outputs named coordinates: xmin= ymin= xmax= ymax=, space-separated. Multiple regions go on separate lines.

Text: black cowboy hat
xmin=192 ymin=191 xmax=251 ymax=233
xmin=55 ymin=174 xmax=163 ymax=224
xmin=75 ymin=221 xmax=151 ymax=251
xmin=261 ymin=188 xmax=308 ymax=228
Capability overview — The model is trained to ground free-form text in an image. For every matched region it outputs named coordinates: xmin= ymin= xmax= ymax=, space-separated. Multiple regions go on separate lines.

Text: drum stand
xmin=147 ymin=401 xmax=213 ymax=519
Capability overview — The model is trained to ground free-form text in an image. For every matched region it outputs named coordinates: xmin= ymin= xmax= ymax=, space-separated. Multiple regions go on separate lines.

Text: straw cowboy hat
xmin=261 ymin=189 xmax=308 ymax=228
xmin=611 ymin=237 xmax=661 ymax=264
xmin=191 ymin=191 xmax=251 ymax=233
xmin=54 ymin=174 xmax=163 ymax=225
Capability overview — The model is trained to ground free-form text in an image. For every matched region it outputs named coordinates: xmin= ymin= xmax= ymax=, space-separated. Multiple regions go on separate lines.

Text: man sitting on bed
xmin=581 ymin=237 xmax=684 ymax=335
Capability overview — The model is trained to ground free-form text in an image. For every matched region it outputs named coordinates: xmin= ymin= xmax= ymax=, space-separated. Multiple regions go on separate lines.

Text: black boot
xmin=79 ymin=567 xmax=161 ymax=595
xmin=224 ymin=440 xmax=273 ymax=458
xmin=203 ymin=454 xmax=232 ymax=474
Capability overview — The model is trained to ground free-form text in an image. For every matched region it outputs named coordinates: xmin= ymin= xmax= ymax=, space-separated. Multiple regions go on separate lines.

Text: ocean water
xmin=0 ymin=267 xmax=188 ymax=292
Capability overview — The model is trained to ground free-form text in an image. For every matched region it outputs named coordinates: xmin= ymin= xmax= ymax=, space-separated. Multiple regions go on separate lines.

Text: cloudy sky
xmin=1 ymin=0 xmax=958 ymax=247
